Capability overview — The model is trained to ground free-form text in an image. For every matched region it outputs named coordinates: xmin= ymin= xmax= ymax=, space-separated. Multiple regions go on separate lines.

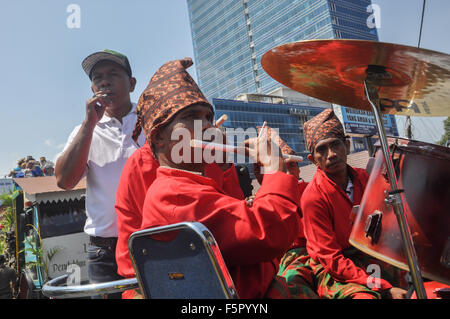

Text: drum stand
xmin=363 ymin=66 xmax=427 ymax=299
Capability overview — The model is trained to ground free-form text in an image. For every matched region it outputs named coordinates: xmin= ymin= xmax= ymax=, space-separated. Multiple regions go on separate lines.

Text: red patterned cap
xmin=303 ymin=108 xmax=345 ymax=153
xmin=256 ymin=125 xmax=296 ymax=155
xmin=132 ymin=58 xmax=213 ymax=143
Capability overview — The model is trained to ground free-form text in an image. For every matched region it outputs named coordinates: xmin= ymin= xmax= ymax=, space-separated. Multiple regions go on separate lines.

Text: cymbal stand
xmin=364 ymin=66 xmax=427 ymax=299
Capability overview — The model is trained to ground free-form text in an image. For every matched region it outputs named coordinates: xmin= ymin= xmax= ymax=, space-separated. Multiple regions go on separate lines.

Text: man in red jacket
xmin=115 ymin=68 xmax=245 ymax=298
xmin=258 ymin=130 xmax=318 ymax=299
xmin=114 ymin=143 xmax=246 ymax=299
xmin=298 ymin=108 xmax=407 ymax=299
xmin=121 ymin=58 xmax=299 ymax=298
xmin=135 ymin=57 xmax=301 ymax=299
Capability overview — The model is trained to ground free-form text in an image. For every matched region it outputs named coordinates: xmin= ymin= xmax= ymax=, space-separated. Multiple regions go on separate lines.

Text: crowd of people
xmin=52 ymin=49 xmax=408 ymax=300
xmin=8 ymin=156 xmax=55 ymax=178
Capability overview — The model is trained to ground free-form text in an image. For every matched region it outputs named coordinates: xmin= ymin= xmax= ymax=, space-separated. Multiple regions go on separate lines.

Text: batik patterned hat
xmin=303 ymin=108 xmax=345 ymax=153
xmin=132 ymin=57 xmax=212 ymax=143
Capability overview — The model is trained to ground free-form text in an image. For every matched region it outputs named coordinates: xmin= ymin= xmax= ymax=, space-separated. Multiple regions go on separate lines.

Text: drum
xmin=349 ymin=138 xmax=450 ymax=285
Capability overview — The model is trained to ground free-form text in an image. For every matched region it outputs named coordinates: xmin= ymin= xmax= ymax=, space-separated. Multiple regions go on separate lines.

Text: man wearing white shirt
xmin=55 ymin=49 xmax=145 ymax=298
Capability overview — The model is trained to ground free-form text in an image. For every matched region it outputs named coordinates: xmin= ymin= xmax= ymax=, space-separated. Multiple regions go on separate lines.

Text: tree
xmin=438 ymin=117 xmax=450 ymax=146
xmin=0 ymin=191 xmax=15 ymax=231
xmin=0 ymin=191 xmax=15 ymax=255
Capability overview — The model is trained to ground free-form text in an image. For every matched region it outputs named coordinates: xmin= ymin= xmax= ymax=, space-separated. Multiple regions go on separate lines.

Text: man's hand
xmin=55 ymin=91 xmax=111 ymax=190
xmin=85 ymin=90 xmax=112 ymax=126
xmin=245 ymin=126 xmax=285 ymax=174
xmin=382 ymin=287 xmax=408 ymax=299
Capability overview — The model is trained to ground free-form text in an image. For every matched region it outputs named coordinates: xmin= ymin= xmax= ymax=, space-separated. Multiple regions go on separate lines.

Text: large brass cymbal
xmin=261 ymin=40 xmax=450 ymax=117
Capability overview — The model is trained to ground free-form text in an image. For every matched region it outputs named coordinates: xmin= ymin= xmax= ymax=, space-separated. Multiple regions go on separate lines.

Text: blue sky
xmin=1 ymin=0 xmax=449 ymax=176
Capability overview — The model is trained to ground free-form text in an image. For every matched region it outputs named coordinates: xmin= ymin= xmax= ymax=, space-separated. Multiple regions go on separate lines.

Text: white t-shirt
xmin=57 ymin=103 xmax=145 ymax=238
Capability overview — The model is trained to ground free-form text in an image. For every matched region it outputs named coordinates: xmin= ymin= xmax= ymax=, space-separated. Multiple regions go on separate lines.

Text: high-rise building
xmin=214 ymin=94 xmax=331 ymax=160
xmin=212 ymin=93 xmax=398 ymax=172
xmin=187 ymin=0 xmax=390 ymax=171
xmin=187 ymin=0 xmax=378 ymax=100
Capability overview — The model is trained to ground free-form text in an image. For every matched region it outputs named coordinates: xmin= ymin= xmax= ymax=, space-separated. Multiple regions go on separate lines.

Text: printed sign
xmin=42 ymin=232 xmax=90 ymax=282
xmin=334 ymin=105 xmax=398 ymax=136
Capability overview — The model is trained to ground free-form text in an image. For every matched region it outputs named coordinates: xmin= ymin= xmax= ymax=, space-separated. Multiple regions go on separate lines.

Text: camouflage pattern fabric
xmin=279 ymin=247 xmax=407 ymax=299
xmin=308 ymin=256 xmax=381 ymax=299
xmin=263 ymin=276 xmax=292 ymax=299
xmin=277 ymin=247 xmax=319 ymax=299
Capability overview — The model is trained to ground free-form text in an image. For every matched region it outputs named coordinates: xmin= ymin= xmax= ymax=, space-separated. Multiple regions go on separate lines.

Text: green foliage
xmin=0 ymin=190 xmax=17 ymax=231
xmin=21 ymin=224 xmax=48 ymax=279
xmin=0 ymin=190 xmax=16 ymax=254
xmin=0 ymin=192 xmax=13 ymax=207
xmin=438 ymin=117 xmax=450 ymax=146
xmin=0 ymin=234 xmax=5 ymax=255
xmin=23 ymin=236 xmax=44 ymax=269
xmin=20 ymin=224 xmax=62 ymax=281
xmin=0 ymin=207 xmax=14 ymax=231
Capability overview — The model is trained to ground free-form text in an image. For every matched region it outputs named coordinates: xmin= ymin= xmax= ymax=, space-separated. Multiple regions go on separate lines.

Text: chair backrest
xmin=128 ymin=222 xmax=239 ymax=299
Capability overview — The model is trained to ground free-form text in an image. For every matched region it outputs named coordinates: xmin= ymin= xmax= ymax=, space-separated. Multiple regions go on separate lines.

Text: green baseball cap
xmin=82 ymin=49 xmax=132 ymax=79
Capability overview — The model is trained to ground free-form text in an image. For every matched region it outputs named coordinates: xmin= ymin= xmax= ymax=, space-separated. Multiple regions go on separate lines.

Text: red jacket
xmin=141 ymin=168 xmax=301 ymax=298
xmin=291 ymin=180 xmax=309 ymax=248
xmin=301 ymin=166 xmax=392 ymax=291
xmin=115 ymin=143 xmax=158 ymax=279
xmin=115 ymin=143 xmax=244 ymax=279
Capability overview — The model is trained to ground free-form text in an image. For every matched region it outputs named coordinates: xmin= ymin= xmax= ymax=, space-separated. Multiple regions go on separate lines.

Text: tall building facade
xmin=212 ymin=97 xmax=327 ymax=171
xmin=187 ymin=0 xmax=389 ymax=170
xmin=187 ymin=0 xmax=378 ymax=100
xmin=213 ymin=95 xmax=398 ymax=170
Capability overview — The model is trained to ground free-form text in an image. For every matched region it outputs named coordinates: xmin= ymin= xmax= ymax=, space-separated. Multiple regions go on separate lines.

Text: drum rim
xmin=374 ymin=137 xmax=450 ymax=161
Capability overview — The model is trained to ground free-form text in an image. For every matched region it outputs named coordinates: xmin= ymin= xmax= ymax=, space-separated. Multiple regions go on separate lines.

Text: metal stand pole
xmin=364 ymin=135 xmax=375 ymax=157
xmin=364 ymin=80 xmax=427 ymax=299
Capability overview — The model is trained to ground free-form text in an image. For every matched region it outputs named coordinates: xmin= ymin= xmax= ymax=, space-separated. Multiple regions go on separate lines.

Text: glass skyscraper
xmin=212 ymin=97 xmax=398 ymax=171
xmin=187 ymin=0 xmax=387 ymax=171
xmin=187 ymin=0 xmax=378 ymax=100
xmin=212 ymin=98 xmax=326 ymax=172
